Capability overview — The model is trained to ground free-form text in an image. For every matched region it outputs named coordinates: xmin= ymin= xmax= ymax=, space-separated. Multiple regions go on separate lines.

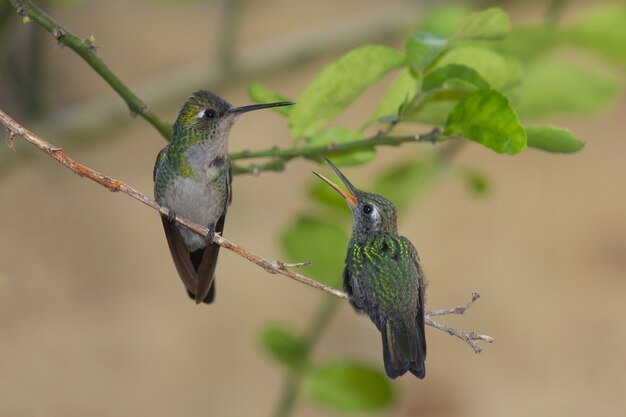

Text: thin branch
xmin=230 ymin=128 xmax=444 ymax=161
xmin=0 ymin=107 xmax=345 ymax=298
xmin=0 ymin=107 xmax=492 ymax=353
xmin=8 ymin=0 xmax=173 ymax=141
xmin=424 ymin=292 xmax=494 ymax=354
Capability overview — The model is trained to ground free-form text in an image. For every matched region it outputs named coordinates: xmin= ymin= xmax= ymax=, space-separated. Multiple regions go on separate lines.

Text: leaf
xmin=247 ymin=83 xmax=293 ymax=116
xmin=403 ymin=89 xmax=470 ymax=125
xmin=289 ymin=45 xmax=405 ymax=138
xmin=280 ymin=216 xmax=348 ymax=286
xmin=420 ymin=5 xmax=471 ymax=36
xmin=373 ymin=158 xmax=444 ymax=210
xmin=422 ymin=64 xmax=490 ymax=92
xmin=405 ymin=32 xmax=448 ymax=74
xmin=309 ymin=181 xmax=353 ymax=214
xmin=306 ymin=128 xmax=375 ymax=166
xmin=445 ymin=89 xmax=526 ymax=154
xmin=566 ymin=4 xmax=626 ymax=67
xmin=450 ymin=7 xmax=510 ymax=43
xmin=525 ymin=126 xmax=585 ymax=153
xmin=435 ymin=46 xmax=524 ymax=94
xmin=259 ymin=325 xmax=307 ymax=369
xmin=369 ymin=69 xmax=419 ymax=124
xmin=491 ymin=25 xmax=560 ymax=61
xmin=515 ymin=58 xmax=621 ymax=119
xmin=303 ymin=361 xmax=394 ymax=412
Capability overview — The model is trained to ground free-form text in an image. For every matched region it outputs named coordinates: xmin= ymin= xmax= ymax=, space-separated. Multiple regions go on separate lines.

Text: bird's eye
xmin=362 ymin=204 xmax=373 ymax=214
xmin=204 ymin=109 xmax=217 ymax=119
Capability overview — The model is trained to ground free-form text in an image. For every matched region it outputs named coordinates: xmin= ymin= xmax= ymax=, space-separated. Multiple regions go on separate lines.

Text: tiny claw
xmin=166 ymin=209 xmax=177 ymax=223
xmin=205 ymin=223 xmax=216 ymax=243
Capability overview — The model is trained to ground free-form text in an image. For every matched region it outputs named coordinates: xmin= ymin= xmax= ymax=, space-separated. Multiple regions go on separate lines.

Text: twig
xmin=8 ymin=0 xmax=172 ymax=141
xmin=0 ymin=107 xmax=345 ymax=298
xmin=425 ymin=292 xmax=494 ymax=354
xmin=0 ymin=107 xmax=492 ymax=353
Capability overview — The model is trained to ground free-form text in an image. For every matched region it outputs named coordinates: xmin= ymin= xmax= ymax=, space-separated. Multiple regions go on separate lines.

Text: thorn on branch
xmin=276 ymin=261 xmax=313 ymax=270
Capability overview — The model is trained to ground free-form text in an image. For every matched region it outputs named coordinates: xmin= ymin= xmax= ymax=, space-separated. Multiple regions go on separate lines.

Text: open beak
xmin=313 ymin=158 xmax=358 ymax=207
xmin=229 ymin=101 xmax=295 ymax=115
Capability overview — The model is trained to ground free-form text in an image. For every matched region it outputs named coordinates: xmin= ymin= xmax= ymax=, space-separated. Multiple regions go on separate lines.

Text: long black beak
xmin=312 ymin=158 xmax=358 ymax=208
xmin=229 ymin=101 xmax=295 ymax=115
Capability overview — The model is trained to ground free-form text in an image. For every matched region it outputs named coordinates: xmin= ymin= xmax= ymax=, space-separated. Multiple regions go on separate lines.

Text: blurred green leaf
xmin=405 ymin=32 xmax=448 ymax=74
xmin=445 ymin=89 xmax=527 ymax=154
xmin=373 ymin=158 xmax=444 ymax=210
xmin=420 ymin=5 xmax=471 ymax=36
xmin=304 ymin=361 xmax=394 ymax=412
xmin=423 ymin=64 xmax=490 ymax=92
xmin=309 ymin=180 xmax=353 ymax=214
xmin=515 ymin=58 xmax=621 ymax=119
xmin=370 ymin=69 xmax=419 ymax=124
xmin=259 ymin=325 xmax=307 ymax=370
xmin=306 ymin=128 xmax=376 ymax=166
xmin=436 ymin=46 xmax=524 ymax=95
xmin=460 ymin=168 xmax=491 ymax=196
xmin=281 ymin=216 xmax=348 ymax=286
xmin=566 ymin=4 xmax=626 ymax=67
xmin=289 ymin=45 xmax=404 ymax=138
xmin=248 ymin=83 xmax=293 ymax=116
xmin=492 ymin=25 xmax=559 ymax=61
xmin=449 ymin=7 xmax=510 ymax=43
xmin=526 ymin=126 xmax=585 ymax=153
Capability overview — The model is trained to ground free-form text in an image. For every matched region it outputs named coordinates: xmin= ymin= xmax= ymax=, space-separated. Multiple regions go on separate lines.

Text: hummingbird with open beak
xmin=154 ymin=90 xmax=293 ymax=304
xmin=314 ymin=159 xmax=427 ymax=378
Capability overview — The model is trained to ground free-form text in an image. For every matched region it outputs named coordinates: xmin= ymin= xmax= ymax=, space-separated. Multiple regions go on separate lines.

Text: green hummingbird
xmin=314 ymin=159 xmax=427 ymax=379
xmin=154 ymin=90 xmax=293 ymax=304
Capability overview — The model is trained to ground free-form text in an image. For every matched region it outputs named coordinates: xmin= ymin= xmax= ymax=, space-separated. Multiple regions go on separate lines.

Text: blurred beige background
xmin=1 ymin=1 xmax=625 ymax=416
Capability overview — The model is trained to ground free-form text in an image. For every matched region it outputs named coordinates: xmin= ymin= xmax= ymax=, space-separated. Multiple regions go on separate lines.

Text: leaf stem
xmin=271 ymin=297 xmax=339 ymax=417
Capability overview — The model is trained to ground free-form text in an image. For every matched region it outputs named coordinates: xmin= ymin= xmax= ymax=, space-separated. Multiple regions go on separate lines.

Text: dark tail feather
xmin=382 ymin=318 xmax=426 ymax=379
xmin=186 ymin=282 xmax=215 ymax=304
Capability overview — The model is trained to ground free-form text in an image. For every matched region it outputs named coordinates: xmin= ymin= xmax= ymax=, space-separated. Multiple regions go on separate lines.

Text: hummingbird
xmin=154 ymin=90 xmax=293 ymax=304
xmin=314 ymin=159 xmax=427 ymax=379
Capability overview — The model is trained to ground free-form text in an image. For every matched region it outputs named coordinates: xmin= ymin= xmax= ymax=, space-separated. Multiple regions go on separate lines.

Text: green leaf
xmin=405 ymin=32 xmax=448 ymax=74
xmin=450 ymin=7 xmax=510 ymax=43
xmin=247 ymin=83 xmax=293 ymax=116
xmin=369 ymin=69 xmax=419 ymax=124
xmin=373 ymin=158 xmax=444 ymax=210
xmin=566 ymin=4 xmax=626 ymax=67
xmin=515 ymin=58 xmax=621 ymax=119
xmin=281 ymin=216 xmax=348 ymax=286
xmin=423 ymin=64 xmax=490 ymax=92
xmin=445 ymin=89 xmax=526 ymax=154
xmin=525 ymin=126 xmax=585 ymax=153
xmin=259 ymin=325 xmax=307 ymax=369
xmin=304 ymin=361 xmax=394 ymax=412
xmin=420 ymin=5 xmax=471 ymax=36
xmin=492 ymin=25 xmax=559 ymax=61
xmin=403 ymin=89 xmax=470 ymax=125
xmin=435 ymin=46 xmax=524 ymax=94
xmin=289 ymin=45 xmax=405 ymax=138
xmin=309 ymin=181 xmax=352 ymax=214
xmin=305 ymin=128 xmax=376 ymax=166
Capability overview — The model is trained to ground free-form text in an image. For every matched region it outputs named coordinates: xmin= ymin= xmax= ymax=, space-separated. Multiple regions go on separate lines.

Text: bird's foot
xmin=205 ymin=223 xmax=216 ymax=244
xmin=166 ymin=208 xmax=177 ymax=223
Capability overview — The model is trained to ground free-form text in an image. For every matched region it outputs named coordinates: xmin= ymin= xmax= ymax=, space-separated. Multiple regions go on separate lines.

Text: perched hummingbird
xmin=154 ymin=90 xmax=293 ymax=304
xmin=314 ymin=159 xmax=427 ymax=379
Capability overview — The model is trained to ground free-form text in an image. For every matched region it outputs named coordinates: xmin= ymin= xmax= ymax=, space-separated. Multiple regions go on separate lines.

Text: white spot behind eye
xmin=371 ymin=205 xmax=381 ymax=225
